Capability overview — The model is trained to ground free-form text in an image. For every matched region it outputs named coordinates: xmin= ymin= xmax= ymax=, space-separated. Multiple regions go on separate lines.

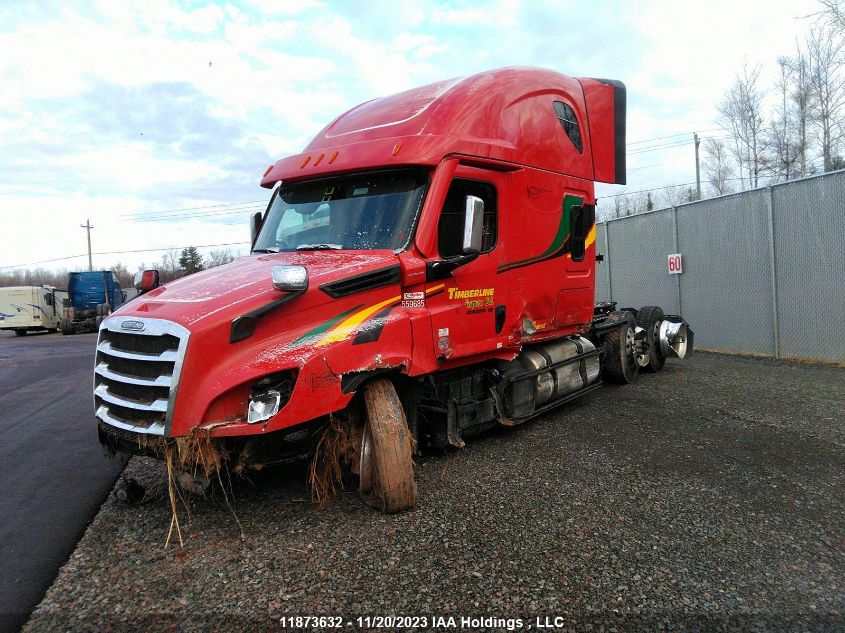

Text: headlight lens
xmin=247 ymin=389 xmax=281 ymax=424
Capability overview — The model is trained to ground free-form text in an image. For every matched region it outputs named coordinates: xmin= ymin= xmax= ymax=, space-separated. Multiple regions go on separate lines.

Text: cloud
xmin=0 ymin=78 xmax=276 ymax=196
xmin=0 ymin=0 xmax=824 ymax=270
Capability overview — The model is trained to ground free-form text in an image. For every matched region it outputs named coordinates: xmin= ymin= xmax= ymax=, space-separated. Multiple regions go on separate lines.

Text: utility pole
xmin=694 ymin=132 xmax=701 ymax=200
xmin=81 ymin=219 xmax=94 ymax=271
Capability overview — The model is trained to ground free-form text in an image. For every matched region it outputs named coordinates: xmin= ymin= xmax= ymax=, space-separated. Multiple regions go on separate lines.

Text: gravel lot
xmin=23 ymin=352 xmax=844 ymax=632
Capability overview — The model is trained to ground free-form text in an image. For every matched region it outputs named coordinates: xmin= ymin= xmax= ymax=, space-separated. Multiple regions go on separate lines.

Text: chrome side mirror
xmin=272 ymin=265 xmax=308 ymax=291
xmin=462 ymin=195 xmax=484 ymax=255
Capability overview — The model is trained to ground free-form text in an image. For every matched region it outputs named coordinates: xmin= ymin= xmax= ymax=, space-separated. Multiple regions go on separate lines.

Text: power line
xmin=597 ymin=176 xmax=747 ymax=200
xmin=95 ymin=241 xmax=250 ymax=256
xmin=628 ymin=134 xmax=731 ymax=156
xmin=119 ymin=199 xmax=266 ymax=219
xmin=626 ymin=128 xmax=725 ymax=146
xmin=596 ymin=181 xmax=699 ymax=200
xmin=628 ymin=139 xmax=693 ymax=156
xmin=126 ymin=206 xmax=265 ymax=223
xmin=627 ymin=131 xmax=695 ymax=146
xmin=0 ymin=241 xmax=251 ymax=271
xmin=0 ymin=253 xmax=93 ymax=269
xmin=627 ymin=132 xmax=731 ymax=156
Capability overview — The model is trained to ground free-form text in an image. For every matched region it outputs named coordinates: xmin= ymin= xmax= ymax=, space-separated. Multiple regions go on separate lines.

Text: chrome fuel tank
xmin=508 ymin=336 xmax=600 ymax=415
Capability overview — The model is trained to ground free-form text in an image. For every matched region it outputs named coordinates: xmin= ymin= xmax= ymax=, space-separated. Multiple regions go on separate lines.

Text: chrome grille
xmin=94 ymin=317 xmax=190 ymax=436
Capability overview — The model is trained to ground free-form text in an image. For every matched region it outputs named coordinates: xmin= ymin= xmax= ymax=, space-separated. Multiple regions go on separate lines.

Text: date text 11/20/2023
xmin=278 ymin=615 xmax=578 ymax=629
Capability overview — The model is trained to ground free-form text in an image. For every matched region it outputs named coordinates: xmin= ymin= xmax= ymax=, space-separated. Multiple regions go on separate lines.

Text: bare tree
xmin=702 ymin=137 xmax=736 ymax=194
xmin=658 ymin=185 xmax=698 ymax=208
xmin=110 ymin=262 xmax=133 ymax=288
xmin=768 ymin=57 xmax=802 ymax=182
xmin=617 ymin=190 xmax=658 ymax=217
xmin=718 ymin=64 xmax=769 ymax=189
xmin=0 ymin=268 xmax=70 ymax=288
xmin=807 ymin=26 xmax=845 ymax=172
xmin=156 ymin=250 xmax=183 ymax=283
xmin=206 ymin=248 xmax=236 ymax=268
xmin=787 ymin=43 xmax=815 ymax=177
xmin=612 ymin=192 xmax=626 ymax=218
xmin=816 ymin=0 xmax=845 ymax=32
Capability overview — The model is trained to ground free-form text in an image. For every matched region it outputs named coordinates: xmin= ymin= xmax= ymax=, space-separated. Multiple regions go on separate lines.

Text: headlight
xmin=247 ymin=389 xmax=282 ymax=424
xmin=245 ymin=371 xmax=295 ymax=424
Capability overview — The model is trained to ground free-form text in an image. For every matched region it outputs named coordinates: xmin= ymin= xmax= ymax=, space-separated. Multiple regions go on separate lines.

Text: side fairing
xmin=577 ymin=78 xmax=626 ymax=185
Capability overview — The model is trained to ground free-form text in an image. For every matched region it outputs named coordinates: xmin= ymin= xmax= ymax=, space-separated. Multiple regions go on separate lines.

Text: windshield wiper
xmin=296 ymin=243 xmax=343 ymax=251
xmin=252 ymin=247 xmax=279 ymax=253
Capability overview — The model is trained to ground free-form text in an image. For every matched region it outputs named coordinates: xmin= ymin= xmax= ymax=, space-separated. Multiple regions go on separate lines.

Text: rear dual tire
xmin=635 ymin=306 xmax=666 ymax=373
xmin=602 ymin=311 xmax=639 ymax=385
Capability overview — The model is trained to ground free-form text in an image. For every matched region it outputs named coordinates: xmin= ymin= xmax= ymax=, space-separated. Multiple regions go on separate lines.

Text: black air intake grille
xmin=320 ymin=265 xmax=401 ymax=298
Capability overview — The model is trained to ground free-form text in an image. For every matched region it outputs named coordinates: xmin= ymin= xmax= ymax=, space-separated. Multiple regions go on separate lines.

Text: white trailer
xmin=0 ymin=286 xmax=68 ymax=336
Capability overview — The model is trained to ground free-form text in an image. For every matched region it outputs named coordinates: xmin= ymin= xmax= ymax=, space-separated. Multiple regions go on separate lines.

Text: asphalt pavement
xmin=0 ymin=330 xmax=128 ymax=633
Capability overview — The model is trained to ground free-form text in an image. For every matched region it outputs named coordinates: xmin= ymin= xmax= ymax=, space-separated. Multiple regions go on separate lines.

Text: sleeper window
xmin=553 ymin=101 xmax=583 ymax=153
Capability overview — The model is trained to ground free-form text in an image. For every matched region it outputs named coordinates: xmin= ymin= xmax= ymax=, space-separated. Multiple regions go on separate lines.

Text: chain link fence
xmin=595 ymin=169 xmax=845 ymax=363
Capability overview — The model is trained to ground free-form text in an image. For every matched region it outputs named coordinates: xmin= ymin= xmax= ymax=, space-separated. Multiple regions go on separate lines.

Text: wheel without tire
xmin=601 ymin=311 xmax=639 ymax=384
xmin=114 ymin=477 xmax=146 ymax=505
xmin=358 ymin=378 xmax=417 ymax=513
xmin=635 ymin=306 xmax=665 ymax=372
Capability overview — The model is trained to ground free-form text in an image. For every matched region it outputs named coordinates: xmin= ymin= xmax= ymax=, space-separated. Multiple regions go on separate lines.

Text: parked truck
xmin=0 ymin=286 xmax=68 ymax=335
xmin=61 ymin=271 xmax=125 ymax=335
xmin=95 ymin=68 xmax=692 ymax=512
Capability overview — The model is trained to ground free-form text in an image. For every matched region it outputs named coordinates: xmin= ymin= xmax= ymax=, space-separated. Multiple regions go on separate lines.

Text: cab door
xmin=424 ymin=166 xmax=505 ymax=360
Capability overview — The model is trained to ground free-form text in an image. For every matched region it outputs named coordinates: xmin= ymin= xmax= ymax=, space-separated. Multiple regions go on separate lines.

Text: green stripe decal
xmin=291 ymin=305 xmax=363 ymax=346
xmin=497 ymin=194 xmax=583 ymax=272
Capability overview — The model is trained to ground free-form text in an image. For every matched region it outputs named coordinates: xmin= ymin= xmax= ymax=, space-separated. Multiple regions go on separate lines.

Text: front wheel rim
xmin=359 ymin=423 xmax=374 ymax=494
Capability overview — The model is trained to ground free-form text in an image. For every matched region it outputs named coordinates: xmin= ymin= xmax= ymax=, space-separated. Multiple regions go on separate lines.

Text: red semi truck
xmin=96 ymin=67 xmax=692 ymax=511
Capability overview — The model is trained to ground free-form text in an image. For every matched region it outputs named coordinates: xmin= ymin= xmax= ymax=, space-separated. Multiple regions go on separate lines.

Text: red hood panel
xmin=113 ymin=251 xmax=398 ymax=329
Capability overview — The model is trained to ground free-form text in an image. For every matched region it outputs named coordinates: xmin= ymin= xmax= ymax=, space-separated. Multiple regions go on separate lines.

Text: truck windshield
xmin=253 ymin=169 xmax=428 ymax=252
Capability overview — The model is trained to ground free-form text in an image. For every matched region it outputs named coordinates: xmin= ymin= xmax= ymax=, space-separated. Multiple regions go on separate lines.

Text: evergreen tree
xmin=178 ymin=247 xmax=205 ymax=274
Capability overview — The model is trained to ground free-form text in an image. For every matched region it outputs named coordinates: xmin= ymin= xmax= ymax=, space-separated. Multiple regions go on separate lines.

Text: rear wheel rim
xmin=652 ymin=320 xmax=663 ymax=360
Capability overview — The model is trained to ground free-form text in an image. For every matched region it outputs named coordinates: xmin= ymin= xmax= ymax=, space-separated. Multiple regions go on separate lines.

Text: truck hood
xmin=114 ymin=250 xmax=400 ymax=331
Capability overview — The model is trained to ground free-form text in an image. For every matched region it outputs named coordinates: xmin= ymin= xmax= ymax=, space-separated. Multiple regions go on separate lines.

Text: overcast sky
xmin=0 ymin=0 xmax=821 ymax=272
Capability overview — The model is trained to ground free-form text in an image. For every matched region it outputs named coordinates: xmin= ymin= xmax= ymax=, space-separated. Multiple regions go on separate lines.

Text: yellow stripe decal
xmin=316 ymin=295 xmax=401 ymax=347
xmin=315 ymin=283 xmax=446 ymax=348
